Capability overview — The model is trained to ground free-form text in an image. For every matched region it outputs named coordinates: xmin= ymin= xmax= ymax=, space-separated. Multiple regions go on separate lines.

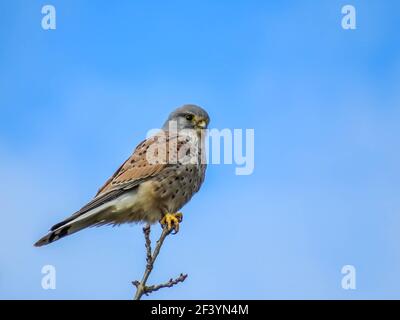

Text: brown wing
xmin=50 ymin=135 xmax=172 ymax=231
xmin=95 ymin=135 xmax=170 ymax=195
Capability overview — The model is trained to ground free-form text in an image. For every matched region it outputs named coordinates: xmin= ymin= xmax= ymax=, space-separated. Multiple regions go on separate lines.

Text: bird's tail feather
xmin=34 ymin=206 xmax=110 ymax=247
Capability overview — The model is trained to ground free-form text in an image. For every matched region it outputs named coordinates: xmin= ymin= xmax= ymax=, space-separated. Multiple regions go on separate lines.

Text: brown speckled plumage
xmin=34 ymin=104 xmax=210 ymax=247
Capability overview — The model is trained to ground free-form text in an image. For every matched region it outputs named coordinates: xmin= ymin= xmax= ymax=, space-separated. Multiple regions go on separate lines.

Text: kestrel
xmin=34 ymin=104 xmax=210 ymax=247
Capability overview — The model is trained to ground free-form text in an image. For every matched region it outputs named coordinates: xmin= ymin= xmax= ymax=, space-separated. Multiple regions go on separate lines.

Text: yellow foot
xmin=160 ymin=212 xmax=183 ymax=234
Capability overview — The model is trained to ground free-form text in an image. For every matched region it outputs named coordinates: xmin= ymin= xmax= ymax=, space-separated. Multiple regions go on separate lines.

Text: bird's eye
xmin=185 ymin=114 xmax=194 ymax=121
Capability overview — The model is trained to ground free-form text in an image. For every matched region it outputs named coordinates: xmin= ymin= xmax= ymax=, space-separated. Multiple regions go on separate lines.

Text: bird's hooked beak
xmin=194 ymin=117 xmax=207 ymax=129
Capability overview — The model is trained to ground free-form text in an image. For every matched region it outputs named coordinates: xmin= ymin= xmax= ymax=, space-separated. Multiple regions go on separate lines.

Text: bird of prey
xmin=34 ymin=104 xmax=210 ymax=247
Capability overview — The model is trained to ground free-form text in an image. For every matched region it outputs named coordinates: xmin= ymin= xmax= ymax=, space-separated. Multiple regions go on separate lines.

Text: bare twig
xmin=145 ymin=273 xmax=188 ymax=294
xmin=143 ymin=224 xmax=152 ymax=270
xmin=133 ymin=224 xmax=187 ymax=300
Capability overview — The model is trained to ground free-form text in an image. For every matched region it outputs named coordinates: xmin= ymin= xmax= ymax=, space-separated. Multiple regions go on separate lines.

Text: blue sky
xmin=1 ymin=0 xmax=400 ymax=299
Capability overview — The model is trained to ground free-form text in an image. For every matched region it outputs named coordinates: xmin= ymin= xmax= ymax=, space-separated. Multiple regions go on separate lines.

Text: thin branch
xmin=145 ymin=273 xmax=188 ymax=295
xmin=133 ymin=224 xmax=187 ymax=300
xmin=143 ymin=224 xmax=152 ymax=270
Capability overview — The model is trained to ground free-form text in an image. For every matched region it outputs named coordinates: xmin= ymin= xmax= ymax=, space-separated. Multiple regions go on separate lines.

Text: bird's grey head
xmin=162 ymin=104 xmax=210 ymax=131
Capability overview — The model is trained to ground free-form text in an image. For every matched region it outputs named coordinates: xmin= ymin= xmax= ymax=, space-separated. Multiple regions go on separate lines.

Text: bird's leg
xmin=160 ymin=212 xmax=183 ymax=234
